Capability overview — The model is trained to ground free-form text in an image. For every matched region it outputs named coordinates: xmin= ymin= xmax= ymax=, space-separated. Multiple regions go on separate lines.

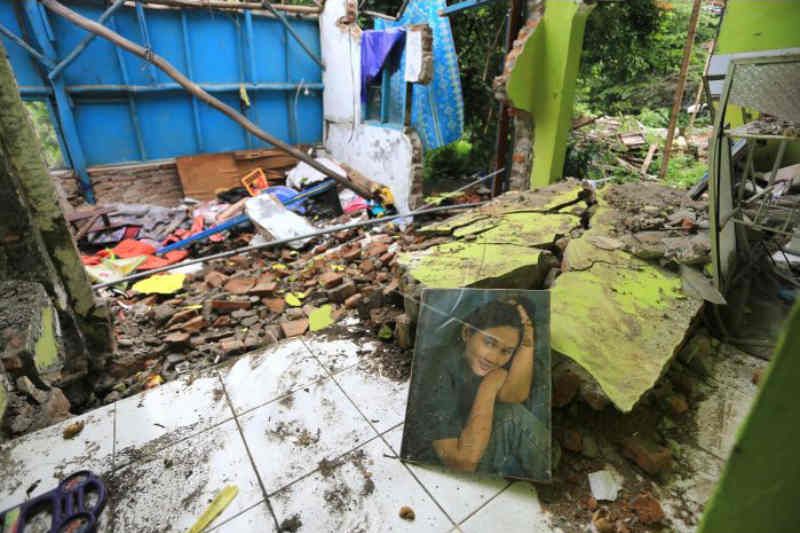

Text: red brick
xmin=318 ymin=271 xmax=344 ymax=289
xmin=280 ymin=318 xmax=309 ymax=338
xmin=211 ymin=299 xmax=252 ymax=312
xmin=224 ymin=277 xmax=256 ymax=294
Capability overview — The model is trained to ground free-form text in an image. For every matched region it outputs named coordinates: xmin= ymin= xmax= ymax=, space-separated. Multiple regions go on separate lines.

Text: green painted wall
xmin=715 ymin=0 xmax=800 ymax=161
xmin=698 ymin=300 xmax=800 ymax=533
xmin=716 ymin=0 xmax=800 ymax=55
xmin=506 ymin=1 xmax=594 ymax=188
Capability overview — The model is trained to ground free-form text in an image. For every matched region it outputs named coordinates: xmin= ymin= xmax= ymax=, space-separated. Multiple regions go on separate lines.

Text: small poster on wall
xmin=401 ymin=288 xmax=551 ymax=482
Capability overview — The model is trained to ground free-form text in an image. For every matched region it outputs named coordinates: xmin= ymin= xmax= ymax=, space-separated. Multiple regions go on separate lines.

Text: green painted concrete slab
xmin=552 ymin=233 xmax=703 ymax=412
xmin=398 ymin=241 xmax=545 ymax=289
xmin=419 ymin=181 xmax=586 ymax=236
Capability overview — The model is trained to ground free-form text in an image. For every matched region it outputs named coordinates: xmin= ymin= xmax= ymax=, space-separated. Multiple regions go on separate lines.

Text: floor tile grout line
xmin=216 ymin=369 xmax=283 ymax=533
xmin=454 ymin=480 xmax=513 ymax=527
xmin=111 ymin=411 xmax=237 ymax=471
xmin=375 ymin=423 xmax=511 ymax=529
xmin=208 ymin=498 xmax=268 ymax=531
xmin=302 ymin=338 xmax=459 ymax=528
xmin=265 ymin=432 xmax=385 ymax=498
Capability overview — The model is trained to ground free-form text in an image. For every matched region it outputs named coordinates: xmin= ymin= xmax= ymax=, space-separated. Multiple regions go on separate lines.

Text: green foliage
xmin=424 ymin=139 xmax=474 ymax=182
xmin=578 ymin=0 xmax=719 ymax=116
xmin=652 ymin=152 xmax=707 ymax=188
xmin=24 ymin=101 xmax=63 ymax=169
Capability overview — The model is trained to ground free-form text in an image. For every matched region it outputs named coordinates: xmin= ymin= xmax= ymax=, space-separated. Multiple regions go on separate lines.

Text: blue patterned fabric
xmin=375 ymin=0 xmax=464 ymax=150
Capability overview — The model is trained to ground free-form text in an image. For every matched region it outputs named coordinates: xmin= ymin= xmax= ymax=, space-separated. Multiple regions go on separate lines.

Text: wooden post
xmin=659 ymin=0 xmax=702 ymax=181
xmin=493 ymin=0 xmax=523 ymax=196
xmin=688 ymin=39 xmax=715 ymax=131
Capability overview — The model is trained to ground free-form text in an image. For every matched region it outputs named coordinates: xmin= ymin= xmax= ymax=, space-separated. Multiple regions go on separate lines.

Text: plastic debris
xmin=187 ymin=485 xmax=239 ymax=533
xmin=588 ymin=469 xmax=623 ymax=502
xmin=131 ymin=273 xmax=186 ymax=295
xmin=245 ymin=194 xmax=317 ymax=250
xmin=309 ymin=305 xmax=335 ymax=332
xmin=285 ymin=293 xmax=302 ymax=307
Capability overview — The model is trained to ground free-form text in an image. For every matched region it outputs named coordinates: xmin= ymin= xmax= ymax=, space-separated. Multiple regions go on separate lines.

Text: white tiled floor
xmin=0 ymin=333 xmax=547 ymax=532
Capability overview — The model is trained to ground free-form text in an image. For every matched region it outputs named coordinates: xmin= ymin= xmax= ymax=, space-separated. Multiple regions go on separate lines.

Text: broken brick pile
xmin=90 ymin=213 xmax=445 ymax=406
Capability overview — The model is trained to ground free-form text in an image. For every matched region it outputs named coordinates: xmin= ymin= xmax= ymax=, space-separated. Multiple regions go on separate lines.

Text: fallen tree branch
xmin=40 ymin=0 xmax=370 ymax=199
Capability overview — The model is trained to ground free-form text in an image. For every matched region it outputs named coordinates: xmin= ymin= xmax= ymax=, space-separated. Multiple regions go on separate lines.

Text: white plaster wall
xmin=320 ymin=0 xmax=416 ymax=214
xmin=326 ymin=123 xmax=414 ymax=214
xmin=320 ymin=0 xmax=360 ymax=124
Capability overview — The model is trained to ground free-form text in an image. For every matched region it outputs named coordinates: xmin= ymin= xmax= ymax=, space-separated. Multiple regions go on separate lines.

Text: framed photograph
xmin=401 ymin=288 xmax=551 ymax=482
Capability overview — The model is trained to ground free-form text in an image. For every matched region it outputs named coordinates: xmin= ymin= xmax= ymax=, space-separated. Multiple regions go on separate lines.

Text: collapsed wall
xmin=0 ymin=43 xmax=111 ymax=440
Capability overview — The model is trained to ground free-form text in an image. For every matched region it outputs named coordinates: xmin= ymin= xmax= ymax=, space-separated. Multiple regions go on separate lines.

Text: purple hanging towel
xmin=360 ymin=28 xmax=406 ymax=103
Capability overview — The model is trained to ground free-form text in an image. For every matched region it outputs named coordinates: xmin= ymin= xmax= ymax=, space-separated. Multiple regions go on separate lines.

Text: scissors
xmin=0 ymin=471 xmax=107 ymax=533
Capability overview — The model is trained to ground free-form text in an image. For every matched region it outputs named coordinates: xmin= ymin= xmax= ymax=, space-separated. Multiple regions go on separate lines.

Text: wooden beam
xmin=659 ymin=0 xmax=702 ymax=181
xmin=39 ymin=0 xmax=375 ymax=201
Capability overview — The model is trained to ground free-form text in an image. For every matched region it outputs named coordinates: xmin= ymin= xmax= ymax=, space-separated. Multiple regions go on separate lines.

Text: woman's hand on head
xmin=515 ymin=303 xmax=535 ymax=347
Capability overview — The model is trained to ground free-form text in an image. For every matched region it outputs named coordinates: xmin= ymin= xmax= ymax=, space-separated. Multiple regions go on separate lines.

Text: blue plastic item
xmin=264 ymin=186 xmax=307 ymax=214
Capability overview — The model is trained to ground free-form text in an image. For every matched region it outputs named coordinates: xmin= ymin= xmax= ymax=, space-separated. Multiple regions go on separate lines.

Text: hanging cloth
xmin=360 ymin=28 xmax=407 ymax=103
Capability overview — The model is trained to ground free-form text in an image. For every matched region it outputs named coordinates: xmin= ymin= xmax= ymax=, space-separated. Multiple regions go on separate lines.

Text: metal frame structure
xmin=709 ymin=49 xmax=800 ymax=292
xmin=0 ymin=0 xmax=325 ymax=202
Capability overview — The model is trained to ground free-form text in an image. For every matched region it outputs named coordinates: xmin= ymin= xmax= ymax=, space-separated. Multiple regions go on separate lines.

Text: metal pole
xmin=659 ymin=0 xmax=702 ymax=181
xmin=92 ymin=202 xmax=487 ymax=290
xmin=48 ymin=0 xmax=126 ymax=80
xmin=0 ymin=23 xmax=54 ymax=68
xmin=261 ymin=0 xmax=325 ymax=69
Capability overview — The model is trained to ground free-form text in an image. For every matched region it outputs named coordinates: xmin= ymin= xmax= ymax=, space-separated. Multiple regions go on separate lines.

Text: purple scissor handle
xmin=0 ymin=470 xmax=107 ymax=533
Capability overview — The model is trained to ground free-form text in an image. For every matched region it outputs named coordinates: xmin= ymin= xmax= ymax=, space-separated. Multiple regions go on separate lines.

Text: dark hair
xmin=461 ymin=299 xmax=535 ymax=360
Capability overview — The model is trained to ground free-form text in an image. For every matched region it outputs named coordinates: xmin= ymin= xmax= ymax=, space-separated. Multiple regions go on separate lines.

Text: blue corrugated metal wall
xmin=0 ymin=0 xmax=322 ymax=201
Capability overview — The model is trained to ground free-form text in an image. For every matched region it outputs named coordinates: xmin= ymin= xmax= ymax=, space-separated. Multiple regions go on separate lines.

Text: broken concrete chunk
xmin=553 ymin=237 xmax=703 ymax=412
xmin=0 ymin=282 xmax=63 ymax=387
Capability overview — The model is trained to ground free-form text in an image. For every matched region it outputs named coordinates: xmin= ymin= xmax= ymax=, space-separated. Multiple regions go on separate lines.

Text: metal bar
xmin=108 ymin=15 xmax=146 ymax=160
xmin=92 ymin=202 xmax=487 ymax=290
xmin=48 ymin=0 xmax=126 ymax=80
xmin=282 ymin=20 xmax=298 ymax=145
xmin=0 ymin=22 xmax=54 ymax=68
xmin=180 ymin=11 xmax=203 ymax=152
xmin=134 ymin=3 xmax=158 ymax=82
xmin=262 ymin=0 xmax=324 ymax=69
xmin=438 ymin=0 xmax=505 ymax=17
xmin=62 ymin=82 xmax=324 ymax=94
xmin=767 ymin=139 xmax=789 ymax=188
xmin=135 ymin=0 xmax=320 ymax=14
xmin=238 ymin=13 xmax=253 ymax=149
xmin=22 ymin=0 xmax=95 ymax=202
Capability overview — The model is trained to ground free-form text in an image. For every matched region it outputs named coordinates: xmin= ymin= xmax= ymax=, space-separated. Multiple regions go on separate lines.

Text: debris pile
xmin=90 ymin=209 xmax=447 ymax=405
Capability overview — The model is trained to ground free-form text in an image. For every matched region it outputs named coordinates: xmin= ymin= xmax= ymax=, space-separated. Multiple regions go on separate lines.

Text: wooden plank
xmin=176 ymin=153 xmax=242 ymax=201
xmin=641 ymin=144 xmax=658 ymax=175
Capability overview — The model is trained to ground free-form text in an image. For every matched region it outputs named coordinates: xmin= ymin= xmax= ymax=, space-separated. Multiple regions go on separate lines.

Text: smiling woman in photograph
xmin=402 ymin=291 xmax=550 ymax=481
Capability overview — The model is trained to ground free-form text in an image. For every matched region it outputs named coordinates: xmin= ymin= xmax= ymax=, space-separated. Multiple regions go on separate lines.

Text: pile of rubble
xmin=90 ymin=211 xmax=441 ymax=406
